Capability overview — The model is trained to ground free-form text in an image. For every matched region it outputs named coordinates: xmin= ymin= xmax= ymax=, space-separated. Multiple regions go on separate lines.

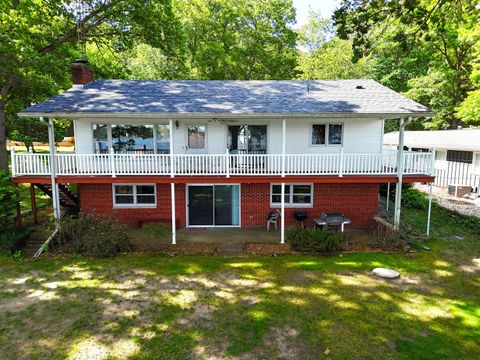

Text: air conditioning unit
xmin=448 ymin=184 xmax=472 ymax=198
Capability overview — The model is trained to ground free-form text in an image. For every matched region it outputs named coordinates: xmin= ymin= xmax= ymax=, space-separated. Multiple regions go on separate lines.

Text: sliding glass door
xmin=187 ymin=185 xmax=240 ymax=227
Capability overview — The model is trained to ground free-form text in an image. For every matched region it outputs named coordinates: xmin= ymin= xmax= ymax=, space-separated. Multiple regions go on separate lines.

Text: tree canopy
xmin=333 ymin=0 xmax=480 ymax=129
xmin=2 ymin=0 xmax=480 ymax=171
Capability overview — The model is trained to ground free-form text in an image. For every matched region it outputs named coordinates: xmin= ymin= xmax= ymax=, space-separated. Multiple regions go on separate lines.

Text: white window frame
xmin=310 ymin=122 xmax=344 ymax=146
xmin=270 ymin=183 xmax=314 ymax=208
xmin=112 ymin=184 xmax=157 ymax=208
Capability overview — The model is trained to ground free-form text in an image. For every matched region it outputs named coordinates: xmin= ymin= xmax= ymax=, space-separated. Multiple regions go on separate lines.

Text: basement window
xmin=270 ymin=184 xmax=313 ymax=207
xmin=113 ymin=184 xmax=156 ymax=208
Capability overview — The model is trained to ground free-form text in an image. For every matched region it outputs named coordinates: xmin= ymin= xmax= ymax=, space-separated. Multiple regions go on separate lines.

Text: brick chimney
xmin=71 ymin=59 xmax=94 ymax=86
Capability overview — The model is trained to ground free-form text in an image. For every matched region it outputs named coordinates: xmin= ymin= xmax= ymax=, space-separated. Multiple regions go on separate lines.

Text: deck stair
xmin=35 ymin=183 xmax=79 ymax=210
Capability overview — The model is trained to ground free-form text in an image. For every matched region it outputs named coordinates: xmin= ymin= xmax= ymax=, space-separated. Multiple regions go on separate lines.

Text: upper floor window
xmin=228 ymin=125 xmax=267 ymax=154
xmin=93 ymin=124 xmax=108 ymax=154
xmin=311 ymin=123 xmax=343 ymax=145
xmin=113 ymin=184 xmax=156 ymax=207
xmin=93 ymin=124 xmax=169 ymax=154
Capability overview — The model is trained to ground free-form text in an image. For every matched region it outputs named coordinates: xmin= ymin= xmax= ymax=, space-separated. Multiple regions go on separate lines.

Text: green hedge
xmin=287 ymin=227 xmax=342 ymax=253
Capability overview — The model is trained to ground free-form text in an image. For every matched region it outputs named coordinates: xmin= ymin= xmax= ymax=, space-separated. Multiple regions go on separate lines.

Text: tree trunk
xmin=0 ymin=106 xmax=8 ymax=171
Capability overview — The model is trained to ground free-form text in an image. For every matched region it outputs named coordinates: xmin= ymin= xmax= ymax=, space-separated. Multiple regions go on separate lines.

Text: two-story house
xmin=12 ymin=61 xmax=434 ymax=244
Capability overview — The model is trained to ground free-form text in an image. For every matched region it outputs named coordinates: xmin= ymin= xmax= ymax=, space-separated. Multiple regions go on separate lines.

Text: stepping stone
xmin=372 ymin=268 xmax=400 ymax=279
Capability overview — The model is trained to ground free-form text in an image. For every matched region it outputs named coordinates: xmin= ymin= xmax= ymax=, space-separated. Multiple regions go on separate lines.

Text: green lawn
xmin=0 ymin=206 xmax=479 ymax=359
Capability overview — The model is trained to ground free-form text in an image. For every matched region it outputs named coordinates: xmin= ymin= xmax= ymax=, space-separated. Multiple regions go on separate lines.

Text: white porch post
xmin=280 ymin=182 xmax=285 ymax=244
xmin=169 ymin=119 xmax=175 ymax=178
xmin=46 ymin=117 xmax=61 ymax=227
xmin=109 ymin=147 xmax=116 ymax=178
xmin=171 ymin=182 xmax=176 ymax=245
xmin=280 ymin=118 xmax=286 ymax=244
xmin=10 ymin=148 xmax=16 ymax=177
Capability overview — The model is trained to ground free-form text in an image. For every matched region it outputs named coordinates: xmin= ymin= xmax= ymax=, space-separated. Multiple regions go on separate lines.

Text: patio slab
xmin=175 ymin=227 xmax=281 ymax=244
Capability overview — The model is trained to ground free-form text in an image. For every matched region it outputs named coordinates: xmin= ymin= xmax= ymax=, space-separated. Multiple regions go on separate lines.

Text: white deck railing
xmin=11 ymin=150 xmax=434 ymax=177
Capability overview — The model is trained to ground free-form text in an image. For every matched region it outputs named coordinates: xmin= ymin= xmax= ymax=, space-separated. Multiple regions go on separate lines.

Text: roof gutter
xmin=17 ymin=111 xmax=435 ymax=120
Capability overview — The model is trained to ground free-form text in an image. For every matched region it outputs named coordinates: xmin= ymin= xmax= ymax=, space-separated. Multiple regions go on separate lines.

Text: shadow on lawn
xmin=0 ymin=243 xmax=479 ymax=359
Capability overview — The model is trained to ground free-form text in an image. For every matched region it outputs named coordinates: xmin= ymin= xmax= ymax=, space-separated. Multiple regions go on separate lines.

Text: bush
xmin=401 ymin=188 xmax=429 ymax=210
xmin=0 ymin=228 xmax=31 ymax=255
xmin=57 ymin=214 xmax=131 ymax=257
xmin=0 ymin=170 xmax=20 ymax=228
xmin=287 ymin=227 xmax=342 ymax=253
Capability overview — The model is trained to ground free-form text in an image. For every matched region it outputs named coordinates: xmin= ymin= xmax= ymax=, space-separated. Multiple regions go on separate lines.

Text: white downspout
xmin=393 ymin=116 xmax=412 ymax=230
xmin=45 ymin=117 xmax=61 ymax=228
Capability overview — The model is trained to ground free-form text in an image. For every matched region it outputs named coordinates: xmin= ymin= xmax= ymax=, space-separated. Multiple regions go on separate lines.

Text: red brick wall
xmin=241 ymin=183 xmax=379 ymax=228
xmin=79 ymin=182 xmax=378 ymax=229
xmin=79 ymin=183 xmax=186 ymax=228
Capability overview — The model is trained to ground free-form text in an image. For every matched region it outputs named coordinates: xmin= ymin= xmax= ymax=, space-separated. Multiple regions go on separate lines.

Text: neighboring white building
xmin=384 ymin=129 xmax=480 ymax=191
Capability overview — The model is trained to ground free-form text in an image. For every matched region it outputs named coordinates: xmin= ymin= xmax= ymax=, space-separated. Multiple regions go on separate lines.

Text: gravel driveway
xmin=414 ymin=184 xmax=480 ymax=218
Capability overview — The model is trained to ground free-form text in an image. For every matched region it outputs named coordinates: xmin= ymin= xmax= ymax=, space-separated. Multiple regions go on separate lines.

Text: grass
xmin=0 ymin=205 xmax=479 ymax=359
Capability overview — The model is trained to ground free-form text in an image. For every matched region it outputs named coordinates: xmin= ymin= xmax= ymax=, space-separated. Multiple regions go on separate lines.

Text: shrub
xmin=0 ymin=170 xmax=20 ymax=228
xmin=58 ymin=213 xmax=131 ymax=257
xmin=0 ymin=228 xmax=31 ymax=255
xmin=401 ymin=188 xmax=429 ymax=210
xmin=287 ymin=227 xmax=342 ymax=253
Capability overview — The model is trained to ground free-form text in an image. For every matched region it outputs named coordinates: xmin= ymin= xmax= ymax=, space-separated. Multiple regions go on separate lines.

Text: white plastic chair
xmin=266 ymin=209 xmax=281 ymax=231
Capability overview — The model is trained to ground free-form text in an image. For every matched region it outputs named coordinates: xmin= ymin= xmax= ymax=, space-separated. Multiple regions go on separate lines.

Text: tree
xmin=7 ymin=118 xmax=71 ymax=152
xmin=456 ymin=50 xmax=480 ymax=125
xmin=0 ymin=0 xmax=183 ymax=170
xmin=334 ymin=0 xmax=480 ymax=129
xmin=176 ymin=0 xmax=298 ymax=80
xmin=296 ymin=10 xmax=372 ymax=80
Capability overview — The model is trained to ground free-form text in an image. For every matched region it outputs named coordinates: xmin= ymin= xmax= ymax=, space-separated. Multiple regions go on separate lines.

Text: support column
xmin=386 ymin=182 xmax=390 ymax=211
xmin=171 ymin=182 xmax=176 ymax=245
xmin=47 ymin=117 xmax=61 ymax=228
xmin=281 ymin=118 xmax=286 ymax=177
xmin=30 ymin=184 xmax=38 ymax=224
xmin=14 ymin=183 xmax=21 ymax=228
xmin=280 ymin=119 xmax=286 ymax=244
xmin=280 ymin=182 xmax=285 ymax=244
xmin=426 ymin=182 xmax=433 ymax=237
xmin=169 ymin=119 xmax=175 ymax=178
xmin=394 ymin=116 xmax=411 ymax=230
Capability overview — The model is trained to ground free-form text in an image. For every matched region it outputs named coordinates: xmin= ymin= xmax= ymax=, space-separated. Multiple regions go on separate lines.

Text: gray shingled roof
xmin=384 ymin=129 xmax=480 ymax=152
xmin=19 ymin=79 xmax=432 ymax=117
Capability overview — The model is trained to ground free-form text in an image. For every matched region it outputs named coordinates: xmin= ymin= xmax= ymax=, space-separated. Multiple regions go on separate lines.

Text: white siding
xmin=73 ymin=117 xmax=383 ymax=155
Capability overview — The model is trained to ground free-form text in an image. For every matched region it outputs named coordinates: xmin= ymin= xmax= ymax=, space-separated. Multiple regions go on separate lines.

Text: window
xmin=112 ymin=125 xmax=154 ymax=153
xmin=113 ymin=184 xmax=156 ymax=207
xmin=92 ymin=124 xmax=170 ymax=154
xmin=271 ymin=184 xmax=313 ymax=207
xmin=228 ymin=125 xmax=267 ymax=153
xmin=311 ymin=124 xmax=326 ymax=145
xmin=156 ymin=125 xmax=170 ymax=154
xmin=93 ymin=124 xmax=109 ymax=153
xmin=311 ymin=123 xmax=343 ymax=145
xmin=446 ymin=150 xmax=473 ymax=164
xmin=328 ymin=124 xmax=343 ymax=145
xmin=187 ymin=125 xmax=206 ymax=149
